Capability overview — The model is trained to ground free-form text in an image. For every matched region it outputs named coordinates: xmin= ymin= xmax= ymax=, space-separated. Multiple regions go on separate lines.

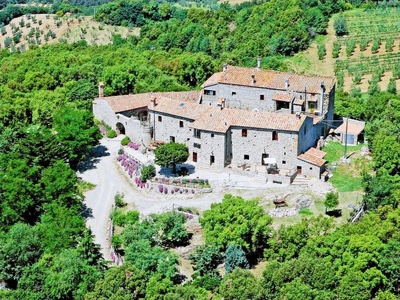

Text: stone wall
xmin=295 ymin=158 xmax=325 ymax=179
xmin=201 ymin=83 xmax=332 ymax=116
xmin=230 ymin=126 xmax=299 ymax=169
xmin=191 ymin=131 xmax=226 ymax=169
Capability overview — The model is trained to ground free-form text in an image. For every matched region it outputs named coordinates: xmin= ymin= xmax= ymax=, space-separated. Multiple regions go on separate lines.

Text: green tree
xmin=324 ymin=191 xmax=339 ymax=212
xmin=140 ymin=164 xmax=156 ymax=182
xmin=190 ymin=244 xmax=223 ymax=277
xmin=85 ymin=264 xmax=147 ymax=300
xmin=0 ymin=223 xmax=43 ymax=286
xmin=154 ymin=142 xmax=189 ymax=174
xmin=219 ymin=269 xmax=263 ymax=300
xmin=224 ymin=244 xmax=249 ymax=274
xmin=200 ymin=194 xmax=272 ymax=256
xmin=53 ymin=105 xmax=101 ymax=169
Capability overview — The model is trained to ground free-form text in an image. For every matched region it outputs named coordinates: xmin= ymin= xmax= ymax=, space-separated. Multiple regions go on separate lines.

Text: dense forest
xmin=0 ymin=0 xmax=400 ymax=298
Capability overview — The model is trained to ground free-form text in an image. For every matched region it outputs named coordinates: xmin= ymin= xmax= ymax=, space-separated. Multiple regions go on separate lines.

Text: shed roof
xmin=297 ymin=148 xmax=327 ymax=167
xmin=201 ymin=65 xmax=335 ymax=94
xmin=335 ymin=118 xmax=365 ymax=136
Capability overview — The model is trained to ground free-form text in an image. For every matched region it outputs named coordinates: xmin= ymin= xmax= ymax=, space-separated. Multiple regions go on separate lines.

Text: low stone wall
xmin=149 ymin=181 xmax=212 ymax=195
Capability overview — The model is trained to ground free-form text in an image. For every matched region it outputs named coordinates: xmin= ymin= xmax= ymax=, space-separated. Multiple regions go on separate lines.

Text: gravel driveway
xmin=80 ymin=137 xmax=333 ymax=259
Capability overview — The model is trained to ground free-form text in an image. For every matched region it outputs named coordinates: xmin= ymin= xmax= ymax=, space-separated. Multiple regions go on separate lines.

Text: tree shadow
xmin=81 ymin=203 xmax=94 ymax=219
xmin=326 ymin=209 xmax=342 ymax=217
xmin=158 ymin=163 xmax=196 ymax=178
xmin=77 ymin=145 xmax=110 ymax=172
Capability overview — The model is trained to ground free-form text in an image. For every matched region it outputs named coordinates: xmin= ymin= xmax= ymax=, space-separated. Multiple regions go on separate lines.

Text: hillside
xmin=287 ymin=8 xmax=400 ymax=93
xmin=0 ymin=13 xmax=139 ymax=51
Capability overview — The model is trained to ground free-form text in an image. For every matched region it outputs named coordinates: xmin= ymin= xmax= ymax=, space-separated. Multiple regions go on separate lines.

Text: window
xmin=193 ymin=143 xmax=201 ymax=149
xmin=232 ymin=91 xmax=236 ymax=97
xmin=204 ymin=89 xmax=216 ymax=96
xmin=242 ymin=129 xmax=247 ymax=137
xmin=261 ymin=153 xmax=269 ymax=165
xmin=210 ymin=155 xmax=215 ymax=165
xmin=194 ymin=129 xmax=201 ymax=139
xmin=260 ymin=94 xmax=265 ymax=100
xmin=170 ymin=136 xmax=175 ymax=143
xmin=158 ymin=116 xmax=162 ymax=122
xmin=244 ymin=154 xmax=249 ymax=160
xmin=211 ymin=133 xmax=214 ymax=138
xmin=282 ymin=160 xmax=286 ymax=164
xmin=272 ymin=131 xmax=278 ymax=141
xmin=179 ymin=121 xmax=184 ymax=128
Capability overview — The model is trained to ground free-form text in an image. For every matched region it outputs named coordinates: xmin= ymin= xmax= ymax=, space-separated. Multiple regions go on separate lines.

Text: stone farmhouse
xmin=93 ymin=63 xmax=336 ymax=183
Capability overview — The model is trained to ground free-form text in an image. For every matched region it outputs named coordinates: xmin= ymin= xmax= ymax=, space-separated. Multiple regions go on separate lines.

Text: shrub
xmin=336 ymin=71 xmax=344 ymax=89
xmin=107 ymin=129 xmax=117 ymax=138
xmin=140 ymin=164 xmax=156 ymax=182
xmin=387 ymin=77 xmax=397 ymax=94
xmin=345 ymin=40 xmax=356 ymax=57
xmin=114 ymin=192 xmax=126 ymax=208
xmin=121 ymin=136 xmax=131 ymax=146
xmin=359 ymin=39 xmax=369 ymax=51
xmin=385 ymin=38 xmax=394 ymax=52
xmin=125 ymin=211 xmax=139 ymax=224
xmin=371 ymin=38 xmax=381 ymax=53
xmin=111 ymin=234 xmax=122 ymax=249
xmin=352 ymin=72 xmax=363 ymax=85
xmin=299 ymin=208 xmax=313 ymax=215
xmin=317 ymin=43 xmax=326 ymax=60
xmin=332 ymin=42 xmax=341 ymax=58
xmin=333 ymin=14 xmax=348 ymax=36
xmin=112 ymin=211 xmax=126 ymax=227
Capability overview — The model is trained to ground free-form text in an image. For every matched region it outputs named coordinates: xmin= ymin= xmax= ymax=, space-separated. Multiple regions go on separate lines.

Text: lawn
xmin=323 ymin=141 xmax=372 ymax=192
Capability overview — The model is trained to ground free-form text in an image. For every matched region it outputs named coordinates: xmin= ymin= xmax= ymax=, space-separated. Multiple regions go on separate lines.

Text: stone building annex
xmin=93 ymin=63 xmax=336 ymax=183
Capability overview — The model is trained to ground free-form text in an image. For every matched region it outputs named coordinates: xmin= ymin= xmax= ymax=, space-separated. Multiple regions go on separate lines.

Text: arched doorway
xmin=116 ymin=122 xmax=125 ymax=135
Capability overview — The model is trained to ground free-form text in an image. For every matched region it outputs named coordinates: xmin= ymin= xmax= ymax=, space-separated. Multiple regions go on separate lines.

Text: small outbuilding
xmin=334 ymin=118 xmax=365 ymax=146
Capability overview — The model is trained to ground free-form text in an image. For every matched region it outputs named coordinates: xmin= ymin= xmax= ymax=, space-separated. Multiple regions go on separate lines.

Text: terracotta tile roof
xmin=201 ymin=65 xmax=335 ymax=94
xmin=99 ymin=94 xmax=150 ymax=113
xmin=293 ymin=98 xmax=304 ymax=105
xmin=149 ymin=97 xmax=204 ymax=120
xmin=190 ymin=107 xmax=307 ymax=133
xmin=97 ymin=91 xmax=200 ymax=113
xmin=272 ymin=93 xmax=294 ymax=102
xmin=190 ymin=107 xmax=232 ymax=132
xmin=306 ymin=148 xmax=326 ymax=159
xmin=298 ymin=148 xmax=327 ymax=167
xmin=335 ymin=118 xmax=365 ymax=136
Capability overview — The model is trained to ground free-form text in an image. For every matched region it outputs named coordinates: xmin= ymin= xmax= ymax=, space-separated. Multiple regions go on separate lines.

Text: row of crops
xmin=331 ymin=7 xmax=400 ymax=91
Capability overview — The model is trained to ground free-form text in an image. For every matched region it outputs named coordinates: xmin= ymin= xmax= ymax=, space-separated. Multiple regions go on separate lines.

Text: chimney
xmin=98 ymin=82 xmax=104 ymax=98
xmin=256 ymin=57 xmax=261 ymax=69
xmin=320 ymin=81 xmax=325 ymax=115
xmin=223 ymin=64 xmax=227 ymax=72
xmin=251 ymin=74 xmax=255 ymax=84
xmin=285 ymin=78 xmax=289 ymax=90
xmin=221 ymin=98 xmax=225 ymax=109
xmin=150 ymin=96 xmax=157 ymax=108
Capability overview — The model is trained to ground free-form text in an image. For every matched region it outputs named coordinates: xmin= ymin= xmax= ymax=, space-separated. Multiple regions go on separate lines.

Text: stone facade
xmin=93 ymin=65 xmax=336 ymax=181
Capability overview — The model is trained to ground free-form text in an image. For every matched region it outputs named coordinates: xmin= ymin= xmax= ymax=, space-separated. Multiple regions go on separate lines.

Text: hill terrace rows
xmin=93 ymin=63 xmax=336 ymax=183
